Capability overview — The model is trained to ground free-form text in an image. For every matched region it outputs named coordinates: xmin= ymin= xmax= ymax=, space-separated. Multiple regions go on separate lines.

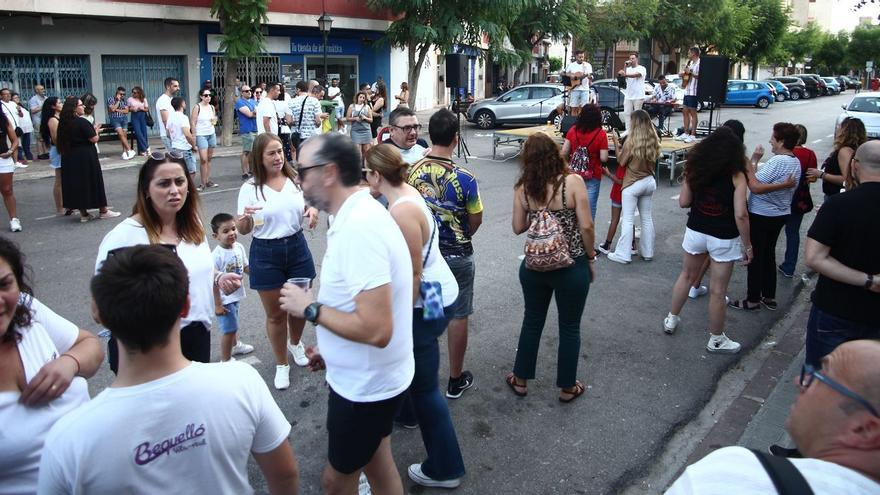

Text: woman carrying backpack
xmin=507 ymin=133 xmax=597 ymax=403
xmin=561 ymin=104 xmax=608 ymax=220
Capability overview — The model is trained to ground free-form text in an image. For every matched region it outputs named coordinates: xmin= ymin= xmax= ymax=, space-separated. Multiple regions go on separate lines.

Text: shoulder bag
xmin=420 ymin=216 xmax=445 ymax=320
xmin=750 ymin=449 xmax=814 ymax=495
xmin=290 ymin=97 xmax=308 ymax=149
xmin=523 ymin=178 xmax=574 ymax=272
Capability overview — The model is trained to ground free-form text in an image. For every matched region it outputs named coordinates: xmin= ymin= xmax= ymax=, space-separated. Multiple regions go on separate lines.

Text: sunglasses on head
xmin=149 ymin=150 xmax=185 ymax=161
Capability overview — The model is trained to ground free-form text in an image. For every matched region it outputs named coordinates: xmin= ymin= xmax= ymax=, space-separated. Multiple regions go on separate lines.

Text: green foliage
xmin=812 ymin=32 xmax=849 ymax=75
xmin=847 ymin=25 xmax=880 ymax=69
xmin=210 ymin=0 xmax=269 ymax=60
xmin=548 ymin=56 xmax=562 ymax=72
xmin=502 ymin=0 xmax=586 ymax=71
xmin=735 ymin=0 xmax=790 ymax=76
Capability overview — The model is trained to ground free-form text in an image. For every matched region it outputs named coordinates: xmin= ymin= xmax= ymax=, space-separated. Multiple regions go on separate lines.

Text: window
xmin=530 ymin=86 xmax=556 ymax=99
xmin=504 ymin=88 xmax=529 ymax=101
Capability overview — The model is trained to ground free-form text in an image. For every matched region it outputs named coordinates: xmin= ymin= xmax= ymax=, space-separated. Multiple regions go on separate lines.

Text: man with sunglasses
xmin=667 ymin=340 xmax=880 ymax=493
xmin=383 ymin=106 xmax=429 ymax=164
xmin=235 ymin=85 xmax=257 ymax=179
xmin=280 ymin=132 xmax=414 ymax=495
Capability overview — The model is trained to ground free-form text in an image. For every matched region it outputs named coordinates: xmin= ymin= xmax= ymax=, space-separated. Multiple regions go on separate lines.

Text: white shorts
xmin=682 ymin=227 xmax=742 ymax=263
xmin=0 ymin=156 xmax=14 ymax=174
xmin=570 ymin=89 xmax=590 ymax=107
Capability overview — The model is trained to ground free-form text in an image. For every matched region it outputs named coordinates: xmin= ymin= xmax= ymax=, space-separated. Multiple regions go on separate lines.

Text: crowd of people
xmin=2 ymin=59 xmax=879 ymax=493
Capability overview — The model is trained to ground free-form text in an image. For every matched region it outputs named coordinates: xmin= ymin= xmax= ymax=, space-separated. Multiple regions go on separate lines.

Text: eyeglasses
xmin=297 ymin=162 xmax=329 ymax=179
xmin=800 ymin=364 xmax=879 ymax=418
xmin=149 ymin=150 xmax=185 ymax=161
xmin=392 ymin=124 xmax=422 ymax=133
xmin=201 ymin=94 xmax=211 ymax=97
xmin=241 ymin=89 xmax=252 ymax=93
xmin=254 ymin=91 xmax=263 ymax=94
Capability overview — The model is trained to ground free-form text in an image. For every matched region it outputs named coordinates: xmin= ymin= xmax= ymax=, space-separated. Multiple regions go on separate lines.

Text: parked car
xmin=762 ymin=80 xmax=790 ymax=102
xmin=839 ymin=75 xmax=862 ymax=91
xmin=592 ymin=78 xmax=656 ymax=99
xmin=768 ymin=76 xmax=807 ymax=100
xmin=724 ymin=80 xmax=774 ymax=108
xmin=795 ymin=74 xmax=826 ymax=98
xmin=821 ymin=77 xmax=841 ymax=95
xmin=835 ymin=75 xmax=849 ymax=93
xmin=837 ymin=92 xmax=880 ymax=139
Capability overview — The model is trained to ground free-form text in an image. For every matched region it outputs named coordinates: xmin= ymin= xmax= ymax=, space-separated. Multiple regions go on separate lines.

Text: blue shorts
xmin=683 ymin=95 xmax=698 ymax=109
xmin=217 ymin=301 xmax=240 ymax=334
xmin=173 ymin=148 xmax=197 ymax=174
xmin=161 ymin=136 xmax=173 ymax=151
xmin=49 ymin=145 xmax=61 ymax=169
xmin=109 ymin=116 xmax=128 ymax=130
xmin=196 ymin=133 xmax=217 ymax=149
xmin=249 ymin=231 xmax=316 ymax=291
xmin=569 ymin=89 xmax=590 ymax=107
xmin=445 ymin=255 xmax=475 ymax=319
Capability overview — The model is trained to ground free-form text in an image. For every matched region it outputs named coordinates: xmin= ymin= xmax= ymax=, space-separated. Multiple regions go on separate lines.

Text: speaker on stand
xmin=695 ymin=55 xmax=729 ymax=136
xmin=445 ymin=53 xmax=471 ymax=162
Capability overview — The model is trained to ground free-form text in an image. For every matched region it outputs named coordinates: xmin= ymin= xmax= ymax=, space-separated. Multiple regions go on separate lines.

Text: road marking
xmin=35 ymin=214 xmax=56 ymax=221
xmin=199 ymin=187 xmax=239 ymax=196
xmin=811 ymin=139 xmax=822 ymax=144
xmin=826 ymin=134 xmax=834 ymax=138
xmin=671 ymin=194 xmax=680 ymax=201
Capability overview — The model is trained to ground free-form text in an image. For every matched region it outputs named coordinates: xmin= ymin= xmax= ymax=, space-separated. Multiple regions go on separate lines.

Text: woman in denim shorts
xmin=236 ymin=133 xmax=318 ymax=390
xmin=191 ymin=90 xmax=218 ymax=190
xmin=41 ymin=97 xmax=65 ymax=215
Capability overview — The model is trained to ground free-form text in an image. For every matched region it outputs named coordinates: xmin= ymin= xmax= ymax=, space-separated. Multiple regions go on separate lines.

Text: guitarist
xmin=564 ymin=51 xmax=593 ymax=117
xmin=677 ymin=46 xmax=701 ymax=143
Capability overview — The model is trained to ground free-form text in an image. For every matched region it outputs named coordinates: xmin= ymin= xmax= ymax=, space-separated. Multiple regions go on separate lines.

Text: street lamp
xmin=317 ymin=12 xmax=333 ymax=86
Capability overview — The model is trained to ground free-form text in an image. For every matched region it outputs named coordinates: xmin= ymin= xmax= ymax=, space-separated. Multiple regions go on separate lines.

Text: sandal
xmin=760 ymin=298 xmax=778 ymax=311
xmin=727 ymin=299 xmax=760 ymax=311
xmin=505 ymin=373 xmax=527 ymax=397
xmin=559 ymin=381 xmax=586 ymax=403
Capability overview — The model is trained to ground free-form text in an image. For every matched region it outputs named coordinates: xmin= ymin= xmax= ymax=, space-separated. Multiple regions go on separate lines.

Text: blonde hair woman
xmin=607 ymin=109 xmax=660 ymax=264
xmin=395 ymin=82 xmax=410 ymax=109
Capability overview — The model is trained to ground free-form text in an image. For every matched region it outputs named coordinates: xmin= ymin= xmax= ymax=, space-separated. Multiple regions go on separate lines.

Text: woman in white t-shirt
xmin=236 ymin=133 xmax=318 ymax=391
xmin=363 ymin=144 xmax=465 ymax=485
xmin=190 ymin=90 xmax=218 ymax=190
xmin=95 ymin=154 xmax=240 ymax=372
xmin=0 ymin=236 xmax=103 ymax=493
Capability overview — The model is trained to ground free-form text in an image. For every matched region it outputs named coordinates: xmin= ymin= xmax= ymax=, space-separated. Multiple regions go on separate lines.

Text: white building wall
xmin=389 ymin=47 xmax=409 ymax=111
xmin=0 ymin=15 xmax=201 ymax=123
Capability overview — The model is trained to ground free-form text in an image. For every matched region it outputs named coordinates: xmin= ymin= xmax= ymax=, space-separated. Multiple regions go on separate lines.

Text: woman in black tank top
xmin=664 ymin=127 xmax=752 ymax=354
xmin=807 ymin=117 xmax=866 ymax=197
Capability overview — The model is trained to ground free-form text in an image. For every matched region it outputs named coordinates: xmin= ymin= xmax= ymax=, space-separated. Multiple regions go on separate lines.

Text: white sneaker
xmin=232 ymin=340 xmax=254 ymax=355
xmin=358 ymin=473 xmax=372 ymax=495
xmin=221 ymin=356 xmax=237 ymax=362
xmin=674 ymin=132 xmax=686 ymax=141
xmin=663 ymin=313 xmax=680 ymax=334
xmin=274 ymin=364 xmax=290 ymax=390
xmin=684 ymin=134 xmax=696 ymax=143
xmin=607 ymin=252 xmax=631 ymax=264
xmin=288 ymin=341 xmax=309 ymax=367
xmin=707 ymin=333 xmax=741 ymax=354
xmin=630 ymin=247 xmax=639 ymax=256
xmin=15 ymin=162 xmax=28 ymax=168
xmin=9 ymin=218 xmax=21 ymax=232
xmin=689 ymin=285 xmax=708 ymax=299
xmin=407 ymin=463 xmax=461 ymax=489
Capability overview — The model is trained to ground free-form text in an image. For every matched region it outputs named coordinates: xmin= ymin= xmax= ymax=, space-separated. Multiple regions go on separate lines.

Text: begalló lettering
xmin=134 ymin=423 xmax=206 ymax=465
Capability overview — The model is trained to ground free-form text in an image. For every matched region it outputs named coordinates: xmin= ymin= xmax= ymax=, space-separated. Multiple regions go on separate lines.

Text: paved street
xmin=11 ymin=93 xmax=852 ymax=493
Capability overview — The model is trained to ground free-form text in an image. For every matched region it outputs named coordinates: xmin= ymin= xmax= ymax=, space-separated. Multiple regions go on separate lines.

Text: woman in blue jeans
xmin=561 ymin=103 xmax=609 ymax=220
xmin=127 ymin=86 xmax=150 ymax=156
xmin=508 ymin=133 xmax=596 ymax=403
xmin=365 ymin=144 xmax=465 ymax=488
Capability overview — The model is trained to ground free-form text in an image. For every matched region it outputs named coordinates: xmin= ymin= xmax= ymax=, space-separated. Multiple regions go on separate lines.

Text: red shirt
xmin=610 ymin=163 xmax=626 ymax=204
xmin=565 ymin=127 xmax=608 ymax=180
xmin=793 ymin=145 xmax=817 ymax=172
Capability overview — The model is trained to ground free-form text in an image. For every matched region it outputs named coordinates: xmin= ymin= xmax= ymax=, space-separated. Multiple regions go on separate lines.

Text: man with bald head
xmin=667 ymin=340 xmax=880 ymax=493
xmin=802 ymin=139 xmax=880 ymax=369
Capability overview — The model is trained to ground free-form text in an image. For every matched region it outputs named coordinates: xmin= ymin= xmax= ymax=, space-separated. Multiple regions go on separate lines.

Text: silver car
xmin=837 ymin=92 xmax=880 ymax=139
xmin=466 ymin=84 xmax=564 ymax=129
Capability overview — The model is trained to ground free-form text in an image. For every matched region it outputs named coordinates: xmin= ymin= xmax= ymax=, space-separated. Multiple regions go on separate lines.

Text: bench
xmin=97 ymin=123 xmax=135 ymax=143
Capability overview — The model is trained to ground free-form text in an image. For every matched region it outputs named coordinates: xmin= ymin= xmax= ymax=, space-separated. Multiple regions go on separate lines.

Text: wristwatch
xmin=303 ymin=302 xmax=323 ymax=323
xmin=865 ymin=274 xmax=874 ymax=290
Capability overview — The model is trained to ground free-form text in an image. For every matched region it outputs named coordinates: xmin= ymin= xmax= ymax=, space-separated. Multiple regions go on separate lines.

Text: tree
xmin=735 ymin=0 xmax=789 ymax=79
xmin=367 ymin=0 xmax=514 ymax=107
xmin=847 ymin=25 xmax=880 ymax=71
xmin=812 ymin=32 xmax=850 ymax=75
xmin=548 ymin=56 xmax=563 ymax=72
xmin=210 ymin=0 xmax=269 ymax=146
xmin=578 ymin=0 xmax=656 ymax=78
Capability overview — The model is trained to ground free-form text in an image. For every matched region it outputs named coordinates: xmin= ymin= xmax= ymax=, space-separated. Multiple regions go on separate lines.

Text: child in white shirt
xmin=211 ymin=213 xmax=254 ymax=362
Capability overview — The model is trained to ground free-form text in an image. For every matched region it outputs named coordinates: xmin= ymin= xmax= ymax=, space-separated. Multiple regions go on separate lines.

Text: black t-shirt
xmin=807 ymin=182 xmax=880 ymax=324
xmin=821 ymin=148 xmax=843 ymax=196
xmin=687 ymin=174 xmax=738 ymax=240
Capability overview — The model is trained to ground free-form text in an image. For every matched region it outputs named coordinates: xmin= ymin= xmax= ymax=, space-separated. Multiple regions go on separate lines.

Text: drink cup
xmin=287 ymin=277 xmax=312 ymax=290
xmin=808 ymin=174 xmax=817 ymax=183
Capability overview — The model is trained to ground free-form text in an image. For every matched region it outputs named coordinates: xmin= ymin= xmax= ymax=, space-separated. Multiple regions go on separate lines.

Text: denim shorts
xmin=241 ymin=132 xmax=256 ymax=152
xmin=445 ymin=255 xmax=475 ymax=319
xmin=109 ymin=116 xmax=128 ymax=130
xmin=249 ymin=231 xmax=316 ymax=291
xmin=49 ymin=145 xmax=61 ymax=169
xmin=196 ymin=133 xmax=217 ymax=149
xmin=683 ymin=95 xmax=698 ymax=109
xmin=173 ymin=148 xmax=197 ymax=174
xmin=217 ymin=301 xmax=240 ymax=334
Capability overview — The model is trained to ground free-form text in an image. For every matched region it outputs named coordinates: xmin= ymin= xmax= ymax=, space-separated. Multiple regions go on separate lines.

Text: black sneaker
xmin=596 ymin=242 xmax=612 ymax=255
xmin=768 ymin=444 xmax=802 ymax=458
xmin=446 ymin=371 xmax=474 ymax=399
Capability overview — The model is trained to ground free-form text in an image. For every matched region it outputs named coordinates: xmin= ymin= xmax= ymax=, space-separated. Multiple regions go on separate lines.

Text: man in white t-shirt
xmin=617 ymin=53 xmax=647 ymax=131
xmin=327 ymin=78 xmax=345 ymax=131
xmin=167 ymin=97 xmax=198 ymax=175
xmin=666 ymin=340 xmax=880 ymax=494
xmin=257 ymin=83 xmax=280 ymax=135
xmin=384 ymin=106 xmax=429 ymax=164
xmin=564 ymin=51 xmax=593 ymax=116
xmin=677 ymin=46 xmax=701 ymax=143
xmin=38 ymin=245 xmax=299 ymax=495
xmin=156 ymin=77 xmax=180 ymax=151
xmin=280 ymin=132 xmax=414 ymax=495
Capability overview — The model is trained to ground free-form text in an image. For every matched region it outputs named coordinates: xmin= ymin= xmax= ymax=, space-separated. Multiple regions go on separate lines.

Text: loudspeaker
xmin=560 ymin=115 xmax=577 ymax=135
xmin=445 ymin=54 xmax=468 ymax=89
xmin=695 ymin=55 xmax=729 ymax=104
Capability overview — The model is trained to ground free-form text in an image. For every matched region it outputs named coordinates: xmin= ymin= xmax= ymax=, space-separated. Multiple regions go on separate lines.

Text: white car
xmin=837 ymin=92 xmax=880 ymax=139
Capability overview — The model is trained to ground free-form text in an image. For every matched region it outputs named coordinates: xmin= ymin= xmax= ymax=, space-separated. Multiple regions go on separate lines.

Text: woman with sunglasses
xmin=95 ymin=152 xmax=238 ymax=371
xmin=190 ymin=89 xmax=219 ymax=190
xmin=56 ymin=97 xmax=120 ymax=223
xmin=236 ymin=133 xmax=318 ymax=390
xmin=127 ymin=86 xmax=150 ymax=156
xmin=0 ymin=236 xmax=103 ymax=492
xmin=363 ymin=144 xmax=465 ymax=487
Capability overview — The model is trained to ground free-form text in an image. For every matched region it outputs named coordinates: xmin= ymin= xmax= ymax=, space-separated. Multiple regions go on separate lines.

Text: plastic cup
xmin=287 ymin=277 xmax=312 ymax=289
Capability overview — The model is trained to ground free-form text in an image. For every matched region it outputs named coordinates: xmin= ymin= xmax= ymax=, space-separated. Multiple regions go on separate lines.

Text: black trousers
xmin=747 ymin=212 xmax=788 ymax=303
xmin=108 ymin=321 xmax=210 ymax=374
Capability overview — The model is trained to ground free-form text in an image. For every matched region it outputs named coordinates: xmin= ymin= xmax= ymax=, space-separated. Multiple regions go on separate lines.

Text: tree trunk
xmin=221 ymin=57 xmax=239 ymax=147
xmin=405 ymin=41 xmax=431 ymax=109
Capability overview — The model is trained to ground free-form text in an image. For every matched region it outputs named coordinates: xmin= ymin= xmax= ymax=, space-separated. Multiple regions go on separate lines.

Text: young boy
xmin=211 ymin=213 xmax=254 ymax=362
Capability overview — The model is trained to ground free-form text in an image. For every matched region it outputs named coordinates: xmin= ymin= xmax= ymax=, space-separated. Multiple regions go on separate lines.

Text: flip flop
xmin=559 ymin=381 xmax=586 ymax=403
xmin=761 ymin=298 xmax=778 ymax=311
xmin=505 ymin=373 xmax=527 ymax=397
xmin=727 ymin=299 xmax=760 ymax=311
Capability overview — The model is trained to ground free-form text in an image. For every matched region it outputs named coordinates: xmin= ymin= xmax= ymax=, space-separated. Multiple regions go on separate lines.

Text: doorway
xmin=304 ymin=55 xmax=358 ymax=108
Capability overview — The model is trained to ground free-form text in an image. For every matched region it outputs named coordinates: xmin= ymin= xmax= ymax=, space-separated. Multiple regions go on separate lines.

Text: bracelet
xmin=865 ymin=273 xmax=874 ymax=290
xmin=60 ymin=353 xmax=81 ymax=377
xmin=214 ymin=272 xmax=224 ymax=285
xmin=820 ymin=171 xmax=826 ymax=179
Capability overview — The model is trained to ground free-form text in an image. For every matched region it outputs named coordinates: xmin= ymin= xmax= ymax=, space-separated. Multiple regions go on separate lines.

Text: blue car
xmin=762 ymin=80 xmax=790 ymax=102
xmin=725 ymin=80 xmax=774 ymax=108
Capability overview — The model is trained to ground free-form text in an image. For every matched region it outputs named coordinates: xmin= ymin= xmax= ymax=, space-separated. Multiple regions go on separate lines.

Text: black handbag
xmin=145 ymin=110 xmax=155 ymax=128
xmin=290 ymin=97 xmax=308 ymax=148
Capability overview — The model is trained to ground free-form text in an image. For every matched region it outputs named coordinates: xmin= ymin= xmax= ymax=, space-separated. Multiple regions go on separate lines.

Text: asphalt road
xmin=12 ymin=93 xmax=852 ymax=494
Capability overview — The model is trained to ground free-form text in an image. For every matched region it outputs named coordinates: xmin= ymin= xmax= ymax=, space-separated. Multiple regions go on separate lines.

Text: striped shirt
xmin=748 ymin=154 xmax=801 ymax=217
xmin=107 ymin=97 xmax=128 ymax=119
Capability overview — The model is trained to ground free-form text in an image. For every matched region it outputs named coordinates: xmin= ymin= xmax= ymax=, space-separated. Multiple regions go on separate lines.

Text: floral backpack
xmin=523 ymin=178 xmax=574 ymax=272
xmin=568 ymin=129 xmax=599 ymax=179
